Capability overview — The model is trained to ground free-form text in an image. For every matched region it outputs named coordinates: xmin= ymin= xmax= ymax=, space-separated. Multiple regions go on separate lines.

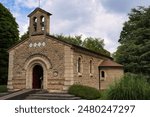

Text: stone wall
xmin=8 ymin=35 xmax=66 ymax=92
xmin=73 ymin=50 xmax=104 ymax=90
xmin=63 ymin=46 xmax=74 ymax=91
xmin=8 ymin=34 xmax=124 ymax=92
xmin=29 ymin=10 xmax=50 ymax=36
xmin=72 ymin=49 xmax=124 ymax=90
xmin=8 ymin=7 xmax=124 ymax=92
xmin=46 ymin=36 xmax=65 ymax=92
xmin=11 ymin=39 xmax=29 ymax=90
xmin=100 ymin=68 xmax=124 ymax=90
xmin=7 ymin=50 xmax=14 ymax=90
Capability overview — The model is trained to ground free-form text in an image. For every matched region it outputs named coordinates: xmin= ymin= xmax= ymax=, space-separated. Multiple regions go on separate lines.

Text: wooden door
xmin=32 ymin=65 xmax=43 ymax=89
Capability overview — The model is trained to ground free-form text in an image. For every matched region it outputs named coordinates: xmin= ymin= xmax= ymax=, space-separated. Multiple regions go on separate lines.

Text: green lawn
xmin=0 ymin=85 xmax=8 ymax=93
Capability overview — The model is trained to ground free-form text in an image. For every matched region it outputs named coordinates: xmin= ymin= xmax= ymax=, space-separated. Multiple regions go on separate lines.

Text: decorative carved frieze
xmin=29 ymin=42 xmax=46 ymax=48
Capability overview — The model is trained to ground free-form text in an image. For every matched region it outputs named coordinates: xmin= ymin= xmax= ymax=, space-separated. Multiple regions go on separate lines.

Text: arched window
xmin=90 ymin=60 xmax=92 ymax=74
xmin=101 ymin=71 xmax=105 ymax=78
xmin=33 ymin=17 xmax=37 ymax=32
xmin=77 ymin=57 xmax=81 ymax=73
xmin=41 ymin=16 xmax=45 ymax=31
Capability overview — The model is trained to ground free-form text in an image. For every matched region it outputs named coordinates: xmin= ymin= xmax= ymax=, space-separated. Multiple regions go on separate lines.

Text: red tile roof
xmin=100 ymin=60 xmax=123 ymax=67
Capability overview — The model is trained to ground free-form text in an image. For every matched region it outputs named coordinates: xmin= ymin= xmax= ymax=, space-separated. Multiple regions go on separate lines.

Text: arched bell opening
xmin=40 ymin=16 xmax=45 ymax=31
xmin=33 ymin=17 xmax=37 ymax=32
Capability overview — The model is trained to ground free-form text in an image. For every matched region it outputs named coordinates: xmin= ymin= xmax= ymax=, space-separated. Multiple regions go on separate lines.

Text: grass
xmin=0 ymin=85 xmax=8 ymax=93
xmin=68 ymin=84 xmax=101 ymax=99
xmin=102 ymin=73 xmax=150 ymax=100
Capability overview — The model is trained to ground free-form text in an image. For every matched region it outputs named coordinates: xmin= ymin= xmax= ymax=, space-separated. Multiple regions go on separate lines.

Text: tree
xmin=20 ymin=31 xmax=29 ymax=40
xmin=83 ymin=37 xmax=110 ymax=56
xmin=0 ymin=3 xmax=19 ymax=85
xmin=114 ymin=6 xmax=150 ymax=75
xmin=55 ymin=34 xmax=82 ymax=46
xmin=55 ymin=34 xmax=110 ymax=56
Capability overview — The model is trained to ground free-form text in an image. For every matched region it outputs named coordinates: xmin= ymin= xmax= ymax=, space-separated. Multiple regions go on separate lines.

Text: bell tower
xmin=28 ymin=7 xmax=52 ymax=36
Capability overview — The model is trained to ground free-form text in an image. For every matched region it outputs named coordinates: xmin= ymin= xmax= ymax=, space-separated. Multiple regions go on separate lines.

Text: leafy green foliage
xmin=83 ymin=37 xmax=110 ymax=56
xmin=68 ymin=84 xmax=101 ymax=99
xmin=55 ymin=34 xmax=82 ymax=46
xmin=55 ymin=34 xmax=110 ymax=56
xmin=0 ymin=85 xmax=7 ymax=92
xmin=104 ymin=73 xmax=150 ymax=100
xmin=114 ymin=6 xmax=150 ymax=75
xmin=20 ymin=31 xmax=29 ymax=40
xmin=0 ymin=3 xmax=19 ymax=85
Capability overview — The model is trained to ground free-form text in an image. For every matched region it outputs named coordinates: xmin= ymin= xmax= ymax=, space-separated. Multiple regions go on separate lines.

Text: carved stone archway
xmin=24 ymin=54 xmax=52 ymax=90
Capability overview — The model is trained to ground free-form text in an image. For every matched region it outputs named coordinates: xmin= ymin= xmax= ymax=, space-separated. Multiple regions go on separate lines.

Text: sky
xmin=0 ymin=0 xmax=150 ymax=53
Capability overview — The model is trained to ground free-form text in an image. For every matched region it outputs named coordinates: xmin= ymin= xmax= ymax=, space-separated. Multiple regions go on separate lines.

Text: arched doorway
xmin=32 ymin=65 xmax=43 ymax=89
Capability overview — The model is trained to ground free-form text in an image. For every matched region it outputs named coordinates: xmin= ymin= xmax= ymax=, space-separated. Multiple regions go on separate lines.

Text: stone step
xmin=29 ymin=93 xmax=75 ymax=97
xmin=0 ymin=89 xmax=37 ymax=100
xmin=34 ymin=90 xmax=49 ymax=94
xmin=0 ymin=92 xmax=10 ymax=97
xmin=25 ymin=95 xmax=81 ymax=100
xmin=0 ymin=89 xmax=81 ymax=100
xmin=24 ymin=90 xmax=81 ymax=100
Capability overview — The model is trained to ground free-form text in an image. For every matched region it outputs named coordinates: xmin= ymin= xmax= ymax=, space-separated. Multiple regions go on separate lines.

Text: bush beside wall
xmin=68 ymin=84 xmax=101 ymax=99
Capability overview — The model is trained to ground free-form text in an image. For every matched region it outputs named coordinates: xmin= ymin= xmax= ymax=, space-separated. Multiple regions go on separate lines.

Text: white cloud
xmin=3 ymin=0 xmax=132 ymax=53
xmin=11 ymin=11 xmax=29 ymax=36
xmin=40 ymin=0 xmax=126 ymax=52
xmin=1 ymin=0 xmax=149 ymax=52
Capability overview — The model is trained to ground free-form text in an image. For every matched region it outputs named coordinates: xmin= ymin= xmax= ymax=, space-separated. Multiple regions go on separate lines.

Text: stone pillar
xmin=7 ymin=50 xmax=14 ymax=90
xmin=63 ymin=46 xmax=74 ymax=91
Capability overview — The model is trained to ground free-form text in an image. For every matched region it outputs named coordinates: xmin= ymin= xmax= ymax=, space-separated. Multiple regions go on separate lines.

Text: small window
xmin=101 ymin=71 xmax=105 ymax=79
xmin=77 ymin=57 xmax=81 ymax=73
xmin=90 ymin=60 xmax=92 ymax=74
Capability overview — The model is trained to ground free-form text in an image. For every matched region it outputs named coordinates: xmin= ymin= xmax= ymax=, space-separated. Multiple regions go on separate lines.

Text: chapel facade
xmin=7 ymin=8 xmax=124 ymax=92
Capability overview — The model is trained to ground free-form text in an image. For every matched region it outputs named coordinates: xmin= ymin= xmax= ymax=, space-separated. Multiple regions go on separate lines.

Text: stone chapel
xmin=7 ymin=8 xmax=124 ymax=92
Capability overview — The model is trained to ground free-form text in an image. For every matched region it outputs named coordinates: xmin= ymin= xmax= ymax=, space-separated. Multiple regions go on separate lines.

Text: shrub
xmin=68 ymin=84 xmax=101 ymax=99
xmin=0 ymin=85 xmax=8 ymax=93
xmin=104 ymin=73 xmax=150 ymax=100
